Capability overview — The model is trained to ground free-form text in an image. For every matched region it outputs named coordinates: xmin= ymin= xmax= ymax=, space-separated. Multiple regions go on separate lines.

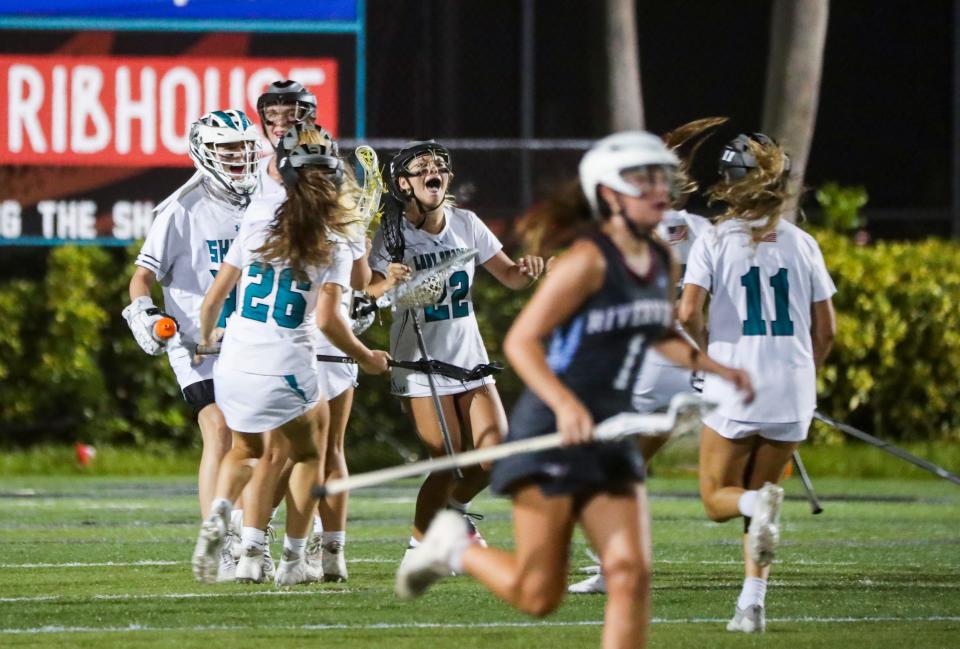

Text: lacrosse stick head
xmin=353 ymin=145 xmax=384 ymax=231
xmin=665 ymin=393 xmax=713 ymax=437
xmin=386 ymin=249 xmax=479 ymax=310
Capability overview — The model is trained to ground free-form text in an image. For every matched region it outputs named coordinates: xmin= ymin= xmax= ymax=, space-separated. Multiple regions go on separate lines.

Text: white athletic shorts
xmin=703 ymin=410 xmax=812 ymax=443
xmin=317 ymin=360 xmax=358 ymax=401
xmin=167 ymin=343 xmax=215 ymax=390
xmin=214 ymin=363 xmax=320 ymax=434
xmin=390 ymin=368 xmax=494 ymax=398
xmin=632 ymin=356 xmax=694 ymax=414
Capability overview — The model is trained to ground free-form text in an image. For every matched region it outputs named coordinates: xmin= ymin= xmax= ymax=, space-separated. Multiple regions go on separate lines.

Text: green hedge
xmin=1 ymin=230 xmax=958 ymax=463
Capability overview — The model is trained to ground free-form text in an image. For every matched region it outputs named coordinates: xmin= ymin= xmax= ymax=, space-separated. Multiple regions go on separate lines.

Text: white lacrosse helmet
xmin=188 ymin=109 xmax=261 ymax=197
xmin=579 ymin=131 xmax=680 ymax=215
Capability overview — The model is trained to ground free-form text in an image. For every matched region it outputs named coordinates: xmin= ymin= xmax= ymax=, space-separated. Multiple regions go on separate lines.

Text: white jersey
xmin=656 ymin=209 xmax=713 ymax=274
xmin=136 ymin=173 xmax=244 ymax=348
xmin=255 ymin=155 xmax=286 ymax=200
xmin=370 ymin=206 xmax=501 ymax=395
xmin=684 ymin=218 xmax=836 ymax=422
xmin=217 ymin=196 xmax=352 ymax=376
xmin=313 ymin=236 xmax=366 ymax=356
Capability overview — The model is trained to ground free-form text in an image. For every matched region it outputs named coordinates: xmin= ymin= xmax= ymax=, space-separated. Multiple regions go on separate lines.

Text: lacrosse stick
xmin=791 ymin=451 xmax=823 ymax=514
xmin=378 ymin=200 xmax=465 ymax=478
xmin=354 ymin=144 xmax=384 ymax=233
xmin=316 ymin=354 xmax=503 ymax=381
xmin=356 ymin=248 xmax=479 ymax=317
xmin=313 ymin=394 xmax=710 ymax=497
xmin=814 ymin=410 xmax=960 ymax=486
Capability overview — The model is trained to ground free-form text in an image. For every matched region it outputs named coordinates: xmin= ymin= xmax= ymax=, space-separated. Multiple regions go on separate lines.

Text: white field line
xmin=0 ymin=590 xmax=349 ymax=604
xmin=2 ymin=617 xmax=960 ymax=635
xmin=0 ymin=558 xmax=396 ymax=569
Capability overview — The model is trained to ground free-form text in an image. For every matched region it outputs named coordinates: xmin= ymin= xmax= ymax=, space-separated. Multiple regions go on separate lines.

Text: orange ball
xmin=154 ymin=317 xmax=177 ymax=341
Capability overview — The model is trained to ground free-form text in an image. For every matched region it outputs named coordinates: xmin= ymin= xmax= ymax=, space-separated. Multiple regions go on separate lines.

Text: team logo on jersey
xmin=412 ymin=247 xmax=467 ymax=271
xmin=667 ymin=225 xmax=688 ymax=242
xmin=584 ymin=299 xmax=672 ymax=335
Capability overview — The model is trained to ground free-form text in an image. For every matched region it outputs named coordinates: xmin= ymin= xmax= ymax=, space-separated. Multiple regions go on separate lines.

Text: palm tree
xmin=606 ymin=0 xmax=644 ymax=130
xmin=762 ymin=0 xmax=830 ymax=219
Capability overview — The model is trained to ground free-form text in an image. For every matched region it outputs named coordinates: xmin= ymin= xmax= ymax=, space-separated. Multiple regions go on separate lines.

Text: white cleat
xmin=748 ymin=483 xmax=784 ymax=567
xmin=192 ymin=511 xmax=227 ymax=584
xmin=227 ymin=510 xmax=243 ymax=562
xmin=726 ymin=604 xmax=766 ymax=633
xmin=216 ymin=548 xmax=237 ymax=583
xmin=568 ymin=573 xmax=607 ymax=594
xmin=321 ymin=541 xmax=348 ymax=582
xmin=275 ymin=550 xmax=322 ymax=587
xmin=261 ymin=542 xmax=276 ymax=582
xmin=306 ymin=529 xmax=323 ymax=567
xmin=395 ymin=511 xmax=468 ymax=600
xmin=235 ymin=546 xmax=266 ymax=584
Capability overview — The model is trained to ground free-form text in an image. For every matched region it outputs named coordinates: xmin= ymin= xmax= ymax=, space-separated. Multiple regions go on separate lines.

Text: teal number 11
xmin=740 ymin=266 xmax=794 ymax=336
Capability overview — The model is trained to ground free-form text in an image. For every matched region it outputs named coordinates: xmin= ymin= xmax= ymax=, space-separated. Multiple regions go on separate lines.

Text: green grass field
xmin=1 ymin=475 xmax=958 ymax=648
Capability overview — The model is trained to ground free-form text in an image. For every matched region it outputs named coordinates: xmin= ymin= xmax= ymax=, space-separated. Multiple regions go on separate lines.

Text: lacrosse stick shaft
xmin=313 ymin=411 xmax=678 ymax=497
xmin=409 ymin=311 xmax=463 ymax=479
xmin=814 ymin=411 xmax=960 ymax=486
xmin=791 ymin=451 xmax=823 ymax=514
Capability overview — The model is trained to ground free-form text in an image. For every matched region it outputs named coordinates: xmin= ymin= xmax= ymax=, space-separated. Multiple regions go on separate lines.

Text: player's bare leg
xmin=461 ymin=484 xmax=575 ymax=615
xmin=404 ymin=394 xmax=465 ymax=539
xmin=315 ymin=388 xmax=354 ymax=580
xmin=196 ymin=404 xmax=231 ymax=520
xmin=579 ymin=486 xmax=653 ymax=649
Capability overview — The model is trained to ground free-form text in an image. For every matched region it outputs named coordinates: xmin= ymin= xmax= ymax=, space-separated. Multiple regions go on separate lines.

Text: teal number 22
xmin=424 ymin=270 xmax=470 ymax=322
xmin=740 ymin=266 xmax=794 ymax=336
xmin=240 ymin=263 xmax=311 ymax=329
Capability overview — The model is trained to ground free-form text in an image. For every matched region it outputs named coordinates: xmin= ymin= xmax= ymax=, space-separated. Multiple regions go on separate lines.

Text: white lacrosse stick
xmin=313 ymin=394 xmax=712 ymax=497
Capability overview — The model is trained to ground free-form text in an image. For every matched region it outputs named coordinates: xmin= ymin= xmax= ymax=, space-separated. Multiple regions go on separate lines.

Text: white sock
xmin=284 ymin=536 xmax=307 ymax=556
xmin=241 ymin=526 xmax=266 ymax=552
xmin=313 ymin=515 xmax=323 ymax=535
xmin=737 ymin=577 xmax=768 ymax=609
xmin=230 ymin=509 xmax=243 ymax=529
xmin=738 ymin=491 xmax=758 ymax=518
xmin=447 ymin=497 xmax=469 ymax=514
xmin=322 ymin=531 xmax=345 ymax=546
xmin=210 ymin=498 xmax=232 ymax=520
xmin=408 ymin=536 xmax=420 ymax=549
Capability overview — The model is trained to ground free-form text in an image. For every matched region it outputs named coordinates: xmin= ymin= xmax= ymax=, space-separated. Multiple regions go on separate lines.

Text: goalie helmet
xmin=256 ymin=79 xmax=317 ymax=140
xmin=579 ymin=131 xmax=679 ymax=216
xmin=387 ymin=140 xmax=453 ymax=201
xmin=275 ymin=123 xmax=343 ymax=189
xmin=188 ymin=109 xmax=260 ymax=197
xmin=718 ymin=132 xmax=791 ymax=181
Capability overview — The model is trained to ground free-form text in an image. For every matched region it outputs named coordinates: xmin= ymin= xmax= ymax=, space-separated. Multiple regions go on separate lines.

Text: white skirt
xmin=168 ymin=343 xmax=215 ymax=390
xmin=214 ymin=364 xmax=320 ymax=434
xmin=703 ymin=410 xmax=812 ymax=443
xmin=389 ymin=367 xmax=494 ymax=398
xmin=317 ymin=359 xmax=359 ymax=401
xmin=632 ymin=352 xmax=694 ymax=414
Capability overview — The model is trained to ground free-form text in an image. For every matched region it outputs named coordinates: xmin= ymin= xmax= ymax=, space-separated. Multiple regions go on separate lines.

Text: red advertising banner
xmin=0 ymin=55 xmax=339 ymax=167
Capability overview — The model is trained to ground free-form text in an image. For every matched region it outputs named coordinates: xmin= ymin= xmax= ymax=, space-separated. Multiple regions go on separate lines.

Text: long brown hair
xmin=515 ymin=180 xmax=594 ymax=257
xmin=706 ymin=138 xmax=791 ymax=240
xmin=255 ymin=131 xmax=362 ymax=276
xmin=663 ymin=116 xmax=728 ymax=208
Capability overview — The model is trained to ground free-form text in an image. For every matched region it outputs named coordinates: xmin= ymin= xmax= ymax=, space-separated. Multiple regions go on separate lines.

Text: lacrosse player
xmin=367 ymin=140 xmax=545 ymax=565
xmin=397 ymin=132 xmax=753 ymax=649
xmin=124 ymin=110 xmax=259 ymax=559
xmin=678 ymin=133 xmax=836 ymax=633
xmin=569 ymin=118 xmax=724 ymax=595
xmin=190 ymin=124 xmax=389 ymax=587
xmin=246 ymin=79 xmax=372 ymax=580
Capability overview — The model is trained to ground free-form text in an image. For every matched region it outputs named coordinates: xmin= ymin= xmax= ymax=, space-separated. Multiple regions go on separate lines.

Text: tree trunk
xmin=762 ymin=0 xmax=830 ymax=220
xmin=606 ymin=0 xmax=644 ymax=130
